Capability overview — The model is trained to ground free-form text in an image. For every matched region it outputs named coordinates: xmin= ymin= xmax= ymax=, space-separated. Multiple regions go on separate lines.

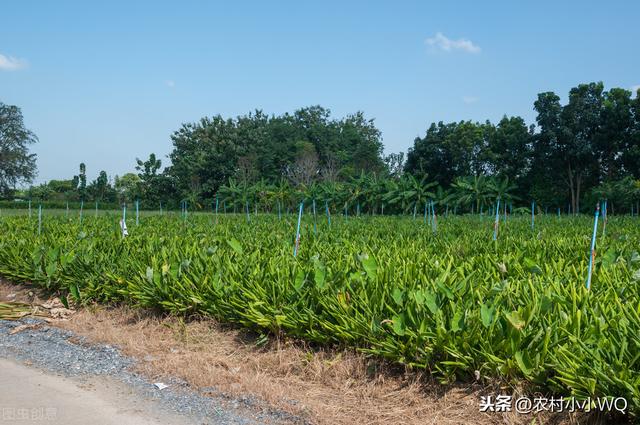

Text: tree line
xmin=2 ymin=81 xmax=640 ymax=214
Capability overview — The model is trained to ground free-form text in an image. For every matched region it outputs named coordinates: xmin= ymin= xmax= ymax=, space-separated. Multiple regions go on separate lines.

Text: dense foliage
xmin=13 ymin=82 xmax=640 ymax=217
xmin=166 ymin=106 xmax=385 ymax=199
xmin=406 ymin=83 xmax=640 ymax=213
xmin=0 ymin=211 xmax=638 ymax=418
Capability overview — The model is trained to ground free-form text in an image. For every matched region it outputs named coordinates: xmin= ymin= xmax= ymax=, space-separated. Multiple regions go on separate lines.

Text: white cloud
xmin=0 ymin=53 xmax=28 ymax=71
xmin=631 ymin=85 xmax=640 ymax=93
xmin=425 ymin=32 xmax=481 ymax=54
xmin=463 ymin=96 xmax=479 ymax=104
xmin=165 ymin=80 xmax=175 ymax=88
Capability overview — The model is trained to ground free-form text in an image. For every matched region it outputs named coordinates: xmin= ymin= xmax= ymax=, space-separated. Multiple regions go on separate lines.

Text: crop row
xmin=0 ymin=213 xmax=638 ymax=417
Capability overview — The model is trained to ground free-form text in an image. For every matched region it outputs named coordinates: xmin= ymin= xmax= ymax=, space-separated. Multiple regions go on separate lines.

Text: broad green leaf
xmin=361 ymin=255 xmax=378 ymax=280
xmin=425 ymin=291 xmax=439 ymax=314
xmin=69 ymin=284 xmax=80 ymax=301
xmin=505 ymin=310 xmax=526 ymax=331
xmin=391 ymin=288 xmax=404 ymax=306
xmin=227 ymin=238 xmax=243 ymax=254
xmin=145 ymin=267 xmax=154 ymax=284
xmin=313 ymin=260 xmax=326 ymax=289
xmin=480 ymin=303 xmax=494 ymax=327
xmin=515 ymin=351 xmax=533 ymax=376
xmin=412 ymin=289 xmax=425 ymax=305
xmin=392 ymin=313 xmax=405 ymax=336
xmin=524 ymin=257 xmax=542 ymax=275
xmin=294 ymin=269 xmax=306 ymax=291
xmin=451 ymin=310 xmax=464 ymax=332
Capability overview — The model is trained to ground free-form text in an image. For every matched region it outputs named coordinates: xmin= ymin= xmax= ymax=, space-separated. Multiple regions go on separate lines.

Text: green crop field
xmin=0 ymin=211 xmax=638 ymax=416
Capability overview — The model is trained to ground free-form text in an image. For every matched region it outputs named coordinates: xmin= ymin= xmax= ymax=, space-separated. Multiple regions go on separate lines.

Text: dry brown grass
xmin=0 ymin=280 xmax=595 ymax=425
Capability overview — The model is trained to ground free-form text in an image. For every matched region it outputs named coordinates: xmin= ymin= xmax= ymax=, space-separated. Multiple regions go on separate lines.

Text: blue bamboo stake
xmin=344 ymin=202 xmax=348 ymax=221
xmin=160 ymin=201 xmax=163 ymax=215
xmin=245 ymin=201 xmax=250 ymax=223
xmin=430 ymin=201 xmax=434 ymax=226
xmin=80 ymin=200 xmax=84 ymax=223
xmin=357 ymin=202 xmax=360 ymax=217
xmin=278 ymin=200 xmax=282 ymax=220
xmin=413 ymin=203 xmax=417 ymax=220
xmin=95 ymin=201 xmax=99 ymax=218
xmin=121 ymin=204 xmax=127 ymax=238
xmin=557 ymin=207 xmax=560 ymax=218
xmin=503 ymin=202 xmax=507 ymax=223
xmin=38 ymin=204 xmax=42 ymax=236
xmin=423 ymin=201 xmax=428 ymax=224
xmin=586 ymin=203 xmax=600 ymax=290
xmin=135 ymin=199 xmax=139 ymax=226
xmin=431 ymin=201 xmax=435 ymax=224
xmin=215 ymin=196 xmax=219 ymax=219
xmin=431 ymin=200 xmax=437 ymax=234
xmin=293 ymin=202 xmax=303 ymax=257
xmin=28 ymin=200 xmax=32 ymax=219
xmin=312 ymin=198 xmax=317 ymax=235
xmin=493 ymin=199 xmax=500 ymax=241
xmin=325 ymin=201 xmax=331 ymax=226
xmin=66 ymin=202 xmax=69 ymax=218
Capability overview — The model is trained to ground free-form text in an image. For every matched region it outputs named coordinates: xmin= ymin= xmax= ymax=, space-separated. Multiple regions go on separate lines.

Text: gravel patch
xmin=0 ymin=318 xmax=305 ymax=425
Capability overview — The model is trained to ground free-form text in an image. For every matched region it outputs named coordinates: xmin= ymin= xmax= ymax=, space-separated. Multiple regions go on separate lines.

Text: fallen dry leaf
xmin=9 ymin=323 xmax=41 ymax=335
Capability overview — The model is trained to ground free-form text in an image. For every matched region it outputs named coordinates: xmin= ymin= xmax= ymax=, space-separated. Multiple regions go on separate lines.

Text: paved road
xmin=0 ymin=358 xmax=193 ymax=425
xmin=0 ymin=318 xmax=299 ymax=425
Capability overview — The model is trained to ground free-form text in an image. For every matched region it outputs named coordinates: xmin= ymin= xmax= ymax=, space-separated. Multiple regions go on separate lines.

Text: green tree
xmin=0 ymin=102 xmax=38 ymax=196
xmin=73 ymin=163 xmax=88 ymax=201
xmin=486 ymin=116 xmax=532 ymax=198
xmin=114 ymin=173 xmax=141 ymax=204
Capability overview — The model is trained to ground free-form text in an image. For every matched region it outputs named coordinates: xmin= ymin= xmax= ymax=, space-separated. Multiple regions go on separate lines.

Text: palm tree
xmin=249 ymin=178 xmax=271 ymax=213
xmin=272 ymin=178 xmax=291 ymax=217
xmin=452 ymin=175 xmax=490 ymax=214
xmin=363 ymin=173 xmax=386 ymax=215
xmin=432 ymin=185 xmax=454 ymax=215
xmin=319 ymin=181 xmax=341 ymax=215
xmin=218 ymin=178 xmax=249 ymax=213
xmin=348 ymin=172 xmax=369 ymax=216
xmin=487 ymin=176 xmax=519 ymax=204
xmin=384 ymin=174 xmax=436 ymax=215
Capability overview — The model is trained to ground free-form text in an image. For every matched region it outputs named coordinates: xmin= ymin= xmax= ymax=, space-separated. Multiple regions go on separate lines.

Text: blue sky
xmin=1 ymin=0 xmax=639 ymax=184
